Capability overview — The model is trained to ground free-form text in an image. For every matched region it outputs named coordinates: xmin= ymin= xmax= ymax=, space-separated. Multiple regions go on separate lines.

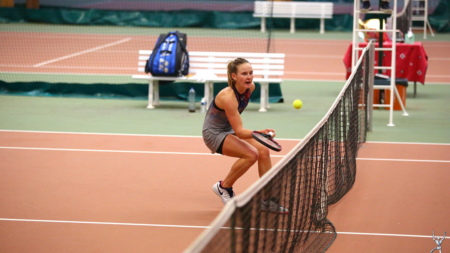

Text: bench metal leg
xmin=290 ymin=18 xmax=295 ymax=33
xmin=261 ymin=17 xmax=266 ymax=33
xmin=259 ymin=82 xmax=269 ymax=112
xmin=320 ymin=18 xmax=325 ymax=34
xmin=204 ymin=81 xmax=214 ymax=109
xmin=147 ymin=80 xmax=154 ymax=109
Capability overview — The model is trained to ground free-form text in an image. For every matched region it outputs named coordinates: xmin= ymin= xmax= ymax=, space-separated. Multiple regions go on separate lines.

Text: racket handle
xmin=268 ymin=132 xmax=274 ymax=137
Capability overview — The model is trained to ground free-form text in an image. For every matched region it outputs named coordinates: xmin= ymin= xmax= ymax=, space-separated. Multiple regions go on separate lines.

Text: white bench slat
xmin=188 ymin=69 xmax=284 ymax=76
xmin=140 ymin=55 xmax=285 ymax=64
xmin=138 ymin=50 xmax=285 ymax=58
xmin=254 ymin=1 xmax=333 ymax=17
xmin=189 ymin=57 xmax=285 ymax=64
xmin=189 ymin=63 xmax=284 ymax=70
xmin=137 ymin=67 xmax=283 ymax=76
xmin=258 ymin=14 xmax=332 ymax=19
xmin=138 ymin=62 xmax=284 ymax=70
xmin=254 ymin=1 xmax=333 ymax=34
xmin=189 ymin=51 xmax=285 ymax=58
xmin=132 ymin=75 xmax=282 ymax=84
xmin=132 ymin=74 xmax=190 ymax=81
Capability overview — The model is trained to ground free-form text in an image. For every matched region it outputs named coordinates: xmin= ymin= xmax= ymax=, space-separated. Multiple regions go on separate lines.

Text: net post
xmin=368 ymin=42 xmax=375 ymax=132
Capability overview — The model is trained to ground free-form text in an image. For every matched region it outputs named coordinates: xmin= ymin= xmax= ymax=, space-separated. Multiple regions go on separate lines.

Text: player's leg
xmin=221 ymin=134 xmax=259 ymax=188
xmin=242 ymin=138 xmax=288 ymax=214
xmin=242 ymin=137 xmax=272 ymax=178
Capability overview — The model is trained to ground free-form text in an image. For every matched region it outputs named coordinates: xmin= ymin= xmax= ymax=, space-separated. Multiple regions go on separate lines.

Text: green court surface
xmin=1 ymin=80 xmax=449 ymax=143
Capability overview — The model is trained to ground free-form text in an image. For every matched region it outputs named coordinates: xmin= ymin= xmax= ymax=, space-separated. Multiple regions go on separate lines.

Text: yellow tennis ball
xmin=293 ymin=99 xmax=302 ymax=109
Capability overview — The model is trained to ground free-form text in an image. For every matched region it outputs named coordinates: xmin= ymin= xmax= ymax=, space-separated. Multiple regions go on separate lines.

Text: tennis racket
xmin=252 ymin=131 xmax=282 ymax=152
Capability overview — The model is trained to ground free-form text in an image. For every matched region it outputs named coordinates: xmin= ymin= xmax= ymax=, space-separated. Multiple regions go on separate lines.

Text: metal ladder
xmin=411 ymin=0 xmax=434 ymax=39
xmin=352 ymin=0 xmax=408 ymax=127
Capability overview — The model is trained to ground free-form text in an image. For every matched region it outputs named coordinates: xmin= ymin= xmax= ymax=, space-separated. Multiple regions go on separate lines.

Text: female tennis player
xmin=202 ymin=58 xmax=288 ymax=214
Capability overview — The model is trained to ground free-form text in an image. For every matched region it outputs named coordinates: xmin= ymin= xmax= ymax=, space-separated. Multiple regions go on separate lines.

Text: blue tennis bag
xmin=145 ymin=31 xmax=189 ymax=77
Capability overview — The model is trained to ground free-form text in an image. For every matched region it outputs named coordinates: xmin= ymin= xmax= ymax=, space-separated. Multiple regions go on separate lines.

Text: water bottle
xmin=405 ymin=28 xmax=414 ymax=44
xmin=188 ymin=87 xmax=196 ymax=113
xmin=200 ymin=97 xmax=206 ymax=113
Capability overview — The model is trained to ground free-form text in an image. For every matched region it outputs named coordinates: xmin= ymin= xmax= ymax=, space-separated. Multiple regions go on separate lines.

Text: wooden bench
xmin=132 ymin=51 xmax=285 ymax=112
xmin=253 ymin=1 xmax=333 ymax=34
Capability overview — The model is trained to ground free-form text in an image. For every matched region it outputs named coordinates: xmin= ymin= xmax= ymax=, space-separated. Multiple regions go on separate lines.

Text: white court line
xmin=282 ymin=78 xmax=450 ymax=85
xmin=0 ymin=146 xmax=221 ymax=156
xmin=33 ymin=38 xmax=132 ymax=67
xmin=285 ymin=71 xmax=343 ymax=76
xmin=0 ymin=71 xmax=137 ymax=77
xmin=286 ymin=54 xmax=342 ymax=58
xmin=365 ymin=140 xmax=450 ymax=146
xmin=0 ymin=129 xmax=204 ymax=139
xmin=0 ymin=218 xmax=433 ymax=239
xmin=0 ymin=218 xmax=208 ymax=229
xmin=1 ymin=146 xmax=450 ymax=162
xmin=0 ymin=130 xmax=302 ymax=141
xmin=1 ymin=129 xmax=450 ymax=145
xmin=2 ymin=33 xmax=136 ymax=40
xmin=0 ymin=64 xmax=136 ymax=70
xmin=335 ymin=231 xmax=432 ymax=238
xmin=356 ymin=157 xmax=450 ymax=163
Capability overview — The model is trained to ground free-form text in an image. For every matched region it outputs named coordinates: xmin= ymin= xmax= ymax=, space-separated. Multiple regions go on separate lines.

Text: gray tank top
xmin=202 ymin=86 xmax=251 ymax=153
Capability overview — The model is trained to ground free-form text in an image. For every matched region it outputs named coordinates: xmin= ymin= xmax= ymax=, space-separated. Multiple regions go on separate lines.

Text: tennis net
xmin=184 ymin=41 xmax=375 ymax=253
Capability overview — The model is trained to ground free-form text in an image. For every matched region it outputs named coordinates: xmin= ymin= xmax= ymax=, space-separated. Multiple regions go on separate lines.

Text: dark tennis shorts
xmin=216 ymin=134 xmax=228 ymax=154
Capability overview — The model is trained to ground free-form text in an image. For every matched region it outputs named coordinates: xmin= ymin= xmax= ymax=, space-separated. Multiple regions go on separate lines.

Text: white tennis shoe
xmin=261 ymin=198 xmax=289 ymax=214
xmin=212 ymin=181 xmax=235 ymax=205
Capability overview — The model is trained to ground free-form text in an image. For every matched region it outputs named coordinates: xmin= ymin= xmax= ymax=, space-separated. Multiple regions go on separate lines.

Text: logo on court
xmin=431 ymin=231 xmax=446 ymax=253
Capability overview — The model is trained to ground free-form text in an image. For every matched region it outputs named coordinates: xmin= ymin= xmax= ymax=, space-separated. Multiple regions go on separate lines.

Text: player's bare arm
xmin=216 ymin=85 xmax=275 ymax=139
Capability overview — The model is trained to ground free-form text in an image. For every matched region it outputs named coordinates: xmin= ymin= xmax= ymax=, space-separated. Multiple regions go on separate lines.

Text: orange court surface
xmin=0 ymin=130 xmax=449 ymax=252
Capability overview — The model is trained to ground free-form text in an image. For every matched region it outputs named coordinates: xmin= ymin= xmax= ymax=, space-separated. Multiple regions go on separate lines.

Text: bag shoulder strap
xmin=170 ymin=31 xmax=188 ymax=54
xmin=148 ymin=33 xmax=172 ymax=65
